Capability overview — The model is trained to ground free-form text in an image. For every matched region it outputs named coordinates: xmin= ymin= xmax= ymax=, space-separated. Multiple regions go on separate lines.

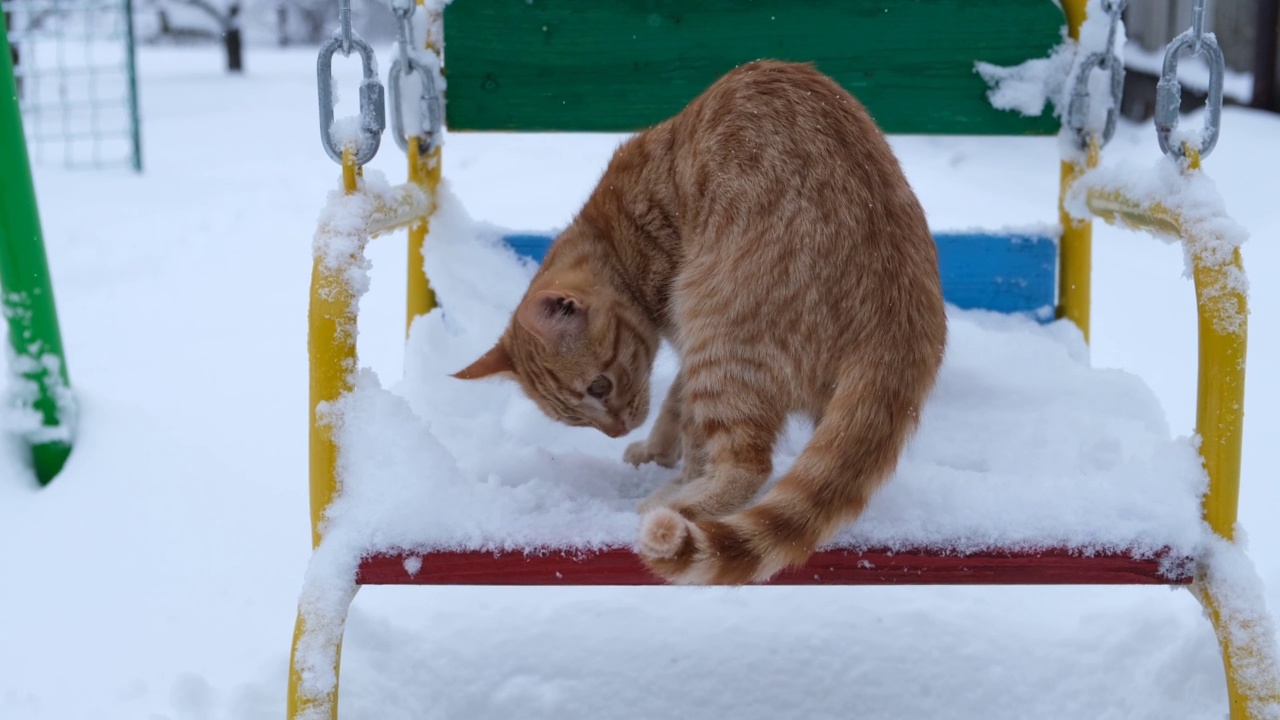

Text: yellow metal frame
xmin=1057 ymin=3 xmax=1276 ymax=714
xmin=288 ymin=1 xmax=442 ymax=715
xmin=1080 ymin=167 xmax=1276 ymax=718
xmin=288 ymin=1 xmax=1277 ymax=717
xmin=1057 ymin=0 xmax=1094 ymax=341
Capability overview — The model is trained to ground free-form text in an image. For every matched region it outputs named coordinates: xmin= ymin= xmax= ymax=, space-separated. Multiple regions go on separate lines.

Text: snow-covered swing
xmin=289 ymin=0 xmax=1280 ymax=718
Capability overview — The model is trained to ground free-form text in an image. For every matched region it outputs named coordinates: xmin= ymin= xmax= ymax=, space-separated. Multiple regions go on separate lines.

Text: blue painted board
xmin=934 ymin=232 xmax=1057 ymax=316
xmin=502 ymin=231 xmax=1057 ymax=317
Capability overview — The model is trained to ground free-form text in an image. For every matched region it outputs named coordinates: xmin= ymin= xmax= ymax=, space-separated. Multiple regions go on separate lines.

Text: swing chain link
xmin=338 ymin=0 xmax=354 ymax=55
xmin=388 ymin=0 xmax=443 ymax=154
xmin=391 ymin=0 xmax=413 ymax=75
xmin=1066 ymin=0 xmax=1127 ymax=150
xmin=316 ymin=0 xmax=386 ymax=165
xmin=1155 ymin=0 xmax=1225 ymax=160
xmin=1189 ymin=0 xmax=1207 ymax=52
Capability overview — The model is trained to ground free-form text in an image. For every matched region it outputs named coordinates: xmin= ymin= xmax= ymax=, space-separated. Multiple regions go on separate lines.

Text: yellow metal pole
xmin=1083 ymin=172 xmax=1278 ymax=718
xmin=1193 ymin=576 xmax=1280 ymax=719
xmin=310 ymin=148 xmax=361 ymax=547
xmin=406 ymin=139 xmax=441 ymax=334
xmin=1194 ymin=246 xmax=1247 ymax=540
xmin=1058 ymin=0 xmax=1094 ymax=342
xmin=405 ymin=0 xmax=443 ymax=335
xmin=1081 ymin=162 xmax=1245 ymax=542
xmin=288 ymin=148 xmax=363 ymax=720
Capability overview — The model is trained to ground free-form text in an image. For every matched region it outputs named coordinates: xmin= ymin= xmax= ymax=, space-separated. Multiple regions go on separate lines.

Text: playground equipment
xmin=1 ymin=11 xmax=75 ymax=485
xmin=289 ymin=1 xmax=1280 ymax=718
xmin=2 ymin=0 xmax=143 ymax=171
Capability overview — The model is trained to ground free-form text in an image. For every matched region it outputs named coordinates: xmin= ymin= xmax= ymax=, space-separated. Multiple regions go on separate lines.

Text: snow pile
xmin=975 ymin=39 xmax=1075 ymax=118
xmin=327 ymin=116 xmax=368 ymax=156
xmin=313 ymin=183 xmax=1209 ymax=564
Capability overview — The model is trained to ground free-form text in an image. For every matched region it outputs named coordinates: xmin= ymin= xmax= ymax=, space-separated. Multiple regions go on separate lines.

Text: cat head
xmin=453 ymin=281 xmax=656 ymax=439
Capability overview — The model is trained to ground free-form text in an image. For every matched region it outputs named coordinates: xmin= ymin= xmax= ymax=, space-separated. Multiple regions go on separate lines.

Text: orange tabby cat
xmin=455 ymin=60 xmax=946 ymax=585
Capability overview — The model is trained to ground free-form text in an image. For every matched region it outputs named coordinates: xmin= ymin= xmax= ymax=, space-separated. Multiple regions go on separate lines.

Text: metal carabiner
xmin=1155 ymin=29 xmax=1225 ymax=160
xmin=1067 ymin=51 xmax=1125 ymax=149
xmin=388 ymin=55 xmax=443 ymax=154
xmin=1066 ymin=0 xmax=1126 ymax=150
xmin=316 ymin=32 xmax=386 ymax=166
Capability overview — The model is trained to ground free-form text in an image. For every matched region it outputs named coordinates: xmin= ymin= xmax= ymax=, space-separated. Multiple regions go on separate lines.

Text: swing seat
xmin=317 ymin=0 xmax=1211 ymax=592
xmin=331 ymin=219 xmax=1204 ymax=590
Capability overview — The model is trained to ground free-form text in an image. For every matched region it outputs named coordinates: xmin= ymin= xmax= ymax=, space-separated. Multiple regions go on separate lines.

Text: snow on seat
xmin=312 ymin=189 xmax=1208 ymax=587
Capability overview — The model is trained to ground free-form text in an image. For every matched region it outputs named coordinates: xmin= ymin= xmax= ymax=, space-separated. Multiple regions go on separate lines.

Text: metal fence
xmin=3 ymin=0 xmax=142 ymax=171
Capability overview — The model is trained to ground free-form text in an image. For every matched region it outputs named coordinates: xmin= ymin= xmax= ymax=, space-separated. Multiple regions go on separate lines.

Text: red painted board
xmin=356 ymin=547 xmax=1194 ymax=587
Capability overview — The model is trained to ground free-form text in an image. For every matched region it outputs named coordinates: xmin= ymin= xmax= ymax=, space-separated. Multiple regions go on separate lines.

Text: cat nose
xmin=603 ymin=420 xmax=628 ymax=438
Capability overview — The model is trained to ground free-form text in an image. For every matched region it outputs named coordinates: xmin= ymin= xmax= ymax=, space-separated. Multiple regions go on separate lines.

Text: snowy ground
xmin=2 ymin=46 xmax=1279 ymax=719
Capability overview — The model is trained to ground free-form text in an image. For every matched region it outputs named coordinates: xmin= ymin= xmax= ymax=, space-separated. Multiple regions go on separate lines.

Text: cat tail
xmin=637 ymin=359 xmax=931 ymax=585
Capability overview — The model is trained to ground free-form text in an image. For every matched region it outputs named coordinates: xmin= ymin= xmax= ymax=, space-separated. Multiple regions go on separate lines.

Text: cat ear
xmin=516 ymin=289 xmax=588 ymax=347
xmin=452 ymin=342 xmax=514 ymax=380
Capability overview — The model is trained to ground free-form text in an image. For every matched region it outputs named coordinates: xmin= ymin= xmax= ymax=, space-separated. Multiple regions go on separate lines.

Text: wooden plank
xmin=502 ymin=231 xmax=1057 ymax=317
xmin=442 ymin=0 xmax=1064 ymax=135
xmin=935 ymin=232 xmax=1056 ymax=315
xmin=357 ymin=547 xmax=1193 ymax=586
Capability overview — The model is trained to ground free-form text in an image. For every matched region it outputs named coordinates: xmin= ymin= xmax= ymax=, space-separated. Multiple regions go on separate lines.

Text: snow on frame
xmin=1064 ymin=157 xmax=1250 ymax=335
xmin=1199 ymin=536 xmax=1280 ymax=720
xmin=976 ymin=0 xmax=1129 ymax=165
xmin=314 ymin=182 xmax=1209 ymax=571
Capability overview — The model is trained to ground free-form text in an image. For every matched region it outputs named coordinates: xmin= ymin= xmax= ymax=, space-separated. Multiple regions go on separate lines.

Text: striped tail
xmin=637 ymin=362 xmax=931 ymax=585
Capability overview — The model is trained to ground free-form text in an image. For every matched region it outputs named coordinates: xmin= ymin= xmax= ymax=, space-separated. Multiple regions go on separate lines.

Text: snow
xmin=977 ymin=0 xmax=1131 ymax=166
xmin=1 ymin=350 xmax=75 ymax=445
xmin=391 ymin=1 xmax=446 ymax=143
xmin=1066 ymin=154 xmax=1250 ymax=334
xmin=976 ymin=35 xmax=1075 ymax=118
xmin=1 ymin=45 xmax=1279 ymax=720
xmin=1198 ymin=536 xmax=1280 ymax=720
xmin=328 ymin=115 xmax=368 ymax=153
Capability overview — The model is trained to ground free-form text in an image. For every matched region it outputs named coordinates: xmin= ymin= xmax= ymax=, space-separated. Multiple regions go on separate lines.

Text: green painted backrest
xmin=441 ymin=0 xmax=1065 ymax=135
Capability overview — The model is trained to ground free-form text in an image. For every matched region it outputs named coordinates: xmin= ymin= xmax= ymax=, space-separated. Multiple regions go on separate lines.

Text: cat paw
xmin=623 ymin=441 xmax=650 ymax=467
xmin=624 ymin=441 xmax=680 ymax=468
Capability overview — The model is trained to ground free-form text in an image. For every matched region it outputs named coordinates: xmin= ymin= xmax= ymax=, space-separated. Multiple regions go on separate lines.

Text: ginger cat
xmin=455 ymin=61 xmax=946 ymax=585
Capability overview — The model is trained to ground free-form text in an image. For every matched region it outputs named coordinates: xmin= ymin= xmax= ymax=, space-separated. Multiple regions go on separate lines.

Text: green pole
xmin=1 ymin=16 xmax=75 ymax=485
xmin=123 ymin=0 xmax=143 ymax=172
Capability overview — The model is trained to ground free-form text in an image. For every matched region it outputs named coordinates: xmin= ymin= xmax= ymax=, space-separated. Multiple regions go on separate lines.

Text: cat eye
xmin=586 ymin=375 xmax=613 ymax=400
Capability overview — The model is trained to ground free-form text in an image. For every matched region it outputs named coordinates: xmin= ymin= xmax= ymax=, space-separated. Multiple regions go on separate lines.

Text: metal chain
xmin=339 ymin=0 xmax=354 ymax=55
xmin=391 ymin=0 xmax=413 ymax=74
xmin=1066 ymin=0 xmax=1127 ymax=150
xmin=387 ymin=0 xmax=443 ymax=154
xmin=1190 ymin=0 xmax=1206 ymax=52
xmin=315 ymin=0 xmax=386 ymax=165
xmin=1155 ymin=0 xmax=1224 ymax=160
